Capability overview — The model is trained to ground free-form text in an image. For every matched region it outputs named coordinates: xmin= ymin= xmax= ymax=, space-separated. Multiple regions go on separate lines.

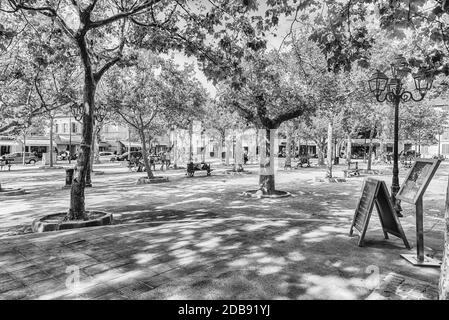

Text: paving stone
xmin=0 ymin=272 xmax=15 ymax=284
xmin=20 ymin=271 xmax=56 ymax=285
xmin=104 ymin=258 xmax=134 ymax=269
xmin=141 ymin=274 xmax=171 ymax=289
xmin=116 ymin=281 xmax=154 ymax=299
xmin=72 ymin=283 xmax=117 ymax=299
xmin=28 ymin=279 xmax=67 ymax=296
xmin=0 ymin=279 xmax=26 ymax=293
xmin=82 ymin=263 xmax=112 ymax=276
xmin=0 ymin=286 xmax=34 ymax=300
xmin=93 ymin=291 xmax=127 ymax=300
xmin=4 ymin=261 xmax=35 ymax=272
xmin=9 ymin=265 xmax=43 ymax=278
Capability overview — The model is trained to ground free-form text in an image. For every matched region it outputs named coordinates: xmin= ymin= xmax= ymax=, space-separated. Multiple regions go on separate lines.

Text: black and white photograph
xmin=1 ymin=0 xmax=449 ymax=306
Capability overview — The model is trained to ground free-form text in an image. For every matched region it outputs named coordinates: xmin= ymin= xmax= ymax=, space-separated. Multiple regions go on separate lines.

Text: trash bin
xmin=65 ymin=168 xmax=75 ymax=187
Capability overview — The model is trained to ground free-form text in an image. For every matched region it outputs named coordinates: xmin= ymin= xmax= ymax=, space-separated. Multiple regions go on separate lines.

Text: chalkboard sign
xmin=349 ymin=178 xmax=410 ymax=248
xmin=397 ymin=159 xmax=441 ymax=204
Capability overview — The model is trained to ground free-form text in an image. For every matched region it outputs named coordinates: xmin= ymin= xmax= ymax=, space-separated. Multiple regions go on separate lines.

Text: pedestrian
xmin=243 ymin=152 xmax=248 ymax=165
xmin=160 ymin=152 xmax=167 ymax=171
xmin=149 ymin=156 xmax=156 ymax=171
xmin=165 ymin=150 xmax=171 ymax=169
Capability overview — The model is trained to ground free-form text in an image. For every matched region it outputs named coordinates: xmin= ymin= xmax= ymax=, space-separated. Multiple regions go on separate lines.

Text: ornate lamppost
xmin=368 ymin=56 xmax=434 ymax=216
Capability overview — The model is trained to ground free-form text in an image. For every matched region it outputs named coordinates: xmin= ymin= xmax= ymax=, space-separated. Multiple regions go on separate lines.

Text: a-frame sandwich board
xmin=349 ymin=178 xmax=410 ymax=249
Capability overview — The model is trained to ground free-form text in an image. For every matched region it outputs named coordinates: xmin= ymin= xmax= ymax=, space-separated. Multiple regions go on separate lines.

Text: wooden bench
xmin=187 ymin=162 xmax=212 ymax=177
xmin=343 ymin=161 xmax=359 ymax=178
xmin=295 ymin=156 xmax=311 ymax=168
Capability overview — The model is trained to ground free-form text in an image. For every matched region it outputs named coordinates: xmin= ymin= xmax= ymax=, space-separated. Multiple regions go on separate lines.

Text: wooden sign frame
xmin=396 ymin=159 xmax=442 ymax=267
xmin=396 ymin=159 xmax=441 ymax=205
xmin=349 ymin=178 xmax=410 ymax=249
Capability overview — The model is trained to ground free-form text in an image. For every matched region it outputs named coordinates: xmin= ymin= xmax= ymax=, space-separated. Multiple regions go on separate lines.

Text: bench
xmin=296 ymin=156 xmax=311 ymax=168
xmin=343 ymin=161 xmax=359 ymax=178
xmin=187 ymin=162 xmax=212 ymax=177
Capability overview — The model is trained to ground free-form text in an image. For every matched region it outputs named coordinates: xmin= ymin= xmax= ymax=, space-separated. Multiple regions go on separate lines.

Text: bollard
xmin=65 ymin=168 xmax=75 ymax=188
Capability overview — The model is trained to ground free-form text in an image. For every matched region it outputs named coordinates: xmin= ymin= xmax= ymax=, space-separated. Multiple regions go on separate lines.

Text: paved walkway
xmin=0 ymin=214 xmax=443 ymax=300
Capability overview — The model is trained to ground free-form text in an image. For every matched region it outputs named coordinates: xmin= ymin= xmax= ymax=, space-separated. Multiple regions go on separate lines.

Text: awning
xmin=0 ymin=140 xmax=18 ymax=146
xmin=119 ymin=140 xmax=142 ymax=148
xmin=99 ymin=141 xmax=110 ymax=147
xmin=56 ymin=135 xmax=82 ymax=145
xmin=25 ymin=139 xmax=53 ymax=146
xmin=17 ymin=136 xmax=55 ymax=146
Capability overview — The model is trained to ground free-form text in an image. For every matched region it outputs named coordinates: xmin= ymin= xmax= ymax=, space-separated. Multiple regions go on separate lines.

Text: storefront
xmin=0 ymin=136 xmax=20 ymax=156
xmin=20 ymin=136 xmax=56 ymax=158
xmin=55 ymin=135 xmax=81 ymax=155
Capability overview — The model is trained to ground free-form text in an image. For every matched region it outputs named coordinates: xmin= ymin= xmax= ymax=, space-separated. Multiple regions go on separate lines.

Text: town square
xmin=1 ymin=0 xmax=449 ymax=303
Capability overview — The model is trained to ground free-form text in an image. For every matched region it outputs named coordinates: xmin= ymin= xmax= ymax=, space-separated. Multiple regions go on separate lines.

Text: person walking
xmin=161 ymin=152 xmax=167 ymax=171
xmin=165 ymin=149 xmax=171 ymax=170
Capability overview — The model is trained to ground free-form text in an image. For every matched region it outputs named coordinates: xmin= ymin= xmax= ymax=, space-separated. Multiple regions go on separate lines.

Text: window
xmin=442 ymin=144 xmax=449 ymax=155
xmin=63 ymin=123 xmax=68 ymax=133
xmin=55 ymin=124 xmax=59 ymax=133
xmin=72 ymin=123 xmax=77 ymax=133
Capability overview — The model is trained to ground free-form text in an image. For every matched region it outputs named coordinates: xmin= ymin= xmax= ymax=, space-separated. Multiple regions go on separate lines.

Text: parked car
xmin=111 ymin=151 xmax=142 ymax=161
xmin=99 ymin=151 xmax=113 ymax=157
xmin=1 ymin=152 xmax=39 ymax=164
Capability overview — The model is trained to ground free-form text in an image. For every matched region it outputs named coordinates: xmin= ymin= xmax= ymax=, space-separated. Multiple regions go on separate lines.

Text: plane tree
xmin=106 ymin=52 xmax=207 ymax=178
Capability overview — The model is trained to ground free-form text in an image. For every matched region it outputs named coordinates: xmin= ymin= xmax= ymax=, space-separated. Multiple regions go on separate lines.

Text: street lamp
xmin=368 ymin=57 xmax=434 ymax=216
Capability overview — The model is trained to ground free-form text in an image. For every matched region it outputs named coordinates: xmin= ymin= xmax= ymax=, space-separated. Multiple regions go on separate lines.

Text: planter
xmin=136 ymin=176 xmax=169 ymax=185
xmin=31 ymin=211 xmax=113 ymax=233
xmin=0 ymin=188 xmax=26 ymax=196
xmin=242 ymin=190 xmax=292 ymax=198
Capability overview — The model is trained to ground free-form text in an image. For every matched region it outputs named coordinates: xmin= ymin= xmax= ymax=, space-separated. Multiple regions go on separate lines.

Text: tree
xmin=218 ymin=49 xmax=316 ymax=194
xmin=203 ymin=94 xmax=249 ymax=167
xmin=400 ymin=102 xmax=443 ymax=154
xmin=107 ymin=52 xmax=207 ymax=178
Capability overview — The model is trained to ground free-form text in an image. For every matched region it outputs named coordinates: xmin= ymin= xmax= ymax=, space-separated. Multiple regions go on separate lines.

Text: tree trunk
xmin=285 ymin=125 xmax=293 ymax=168
xmin=173 ymin=128 xmax=178 ymax=168
xmin=218 ymin=133 xmax=224 ymax=164
xmin=367 ymin=128 xmax=375 ymax=171
xmin=439 ymin=174 xmax=449 ymax=299
xmin=326 ymin=122 xmax=333 ymax=178
xmin=94 ymin=125 xmax=101 ymax=164
xmin=139 ymin=129 xmax=154 ymax=179
xmin=189 ymin=122 xmax=193 ymax=162
xmin=259 ymin=128 xmax=276 ymax=194
xmin=49 ymin=116 xmax=54 ymax=168
xmin=225 ymin=131 xmax=231 ymax=166
xmin=68 ymin=71 xmax=95 ymax=220
xmin=234 ymin=129 xmax=243 ymax=171
xmin=317 ymin=144 xmax=325 ymax=166
xmin=347 ymin=134 xmax=352 ymax=164
xmin=22 ymin=133 xmax=26 ymax=166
